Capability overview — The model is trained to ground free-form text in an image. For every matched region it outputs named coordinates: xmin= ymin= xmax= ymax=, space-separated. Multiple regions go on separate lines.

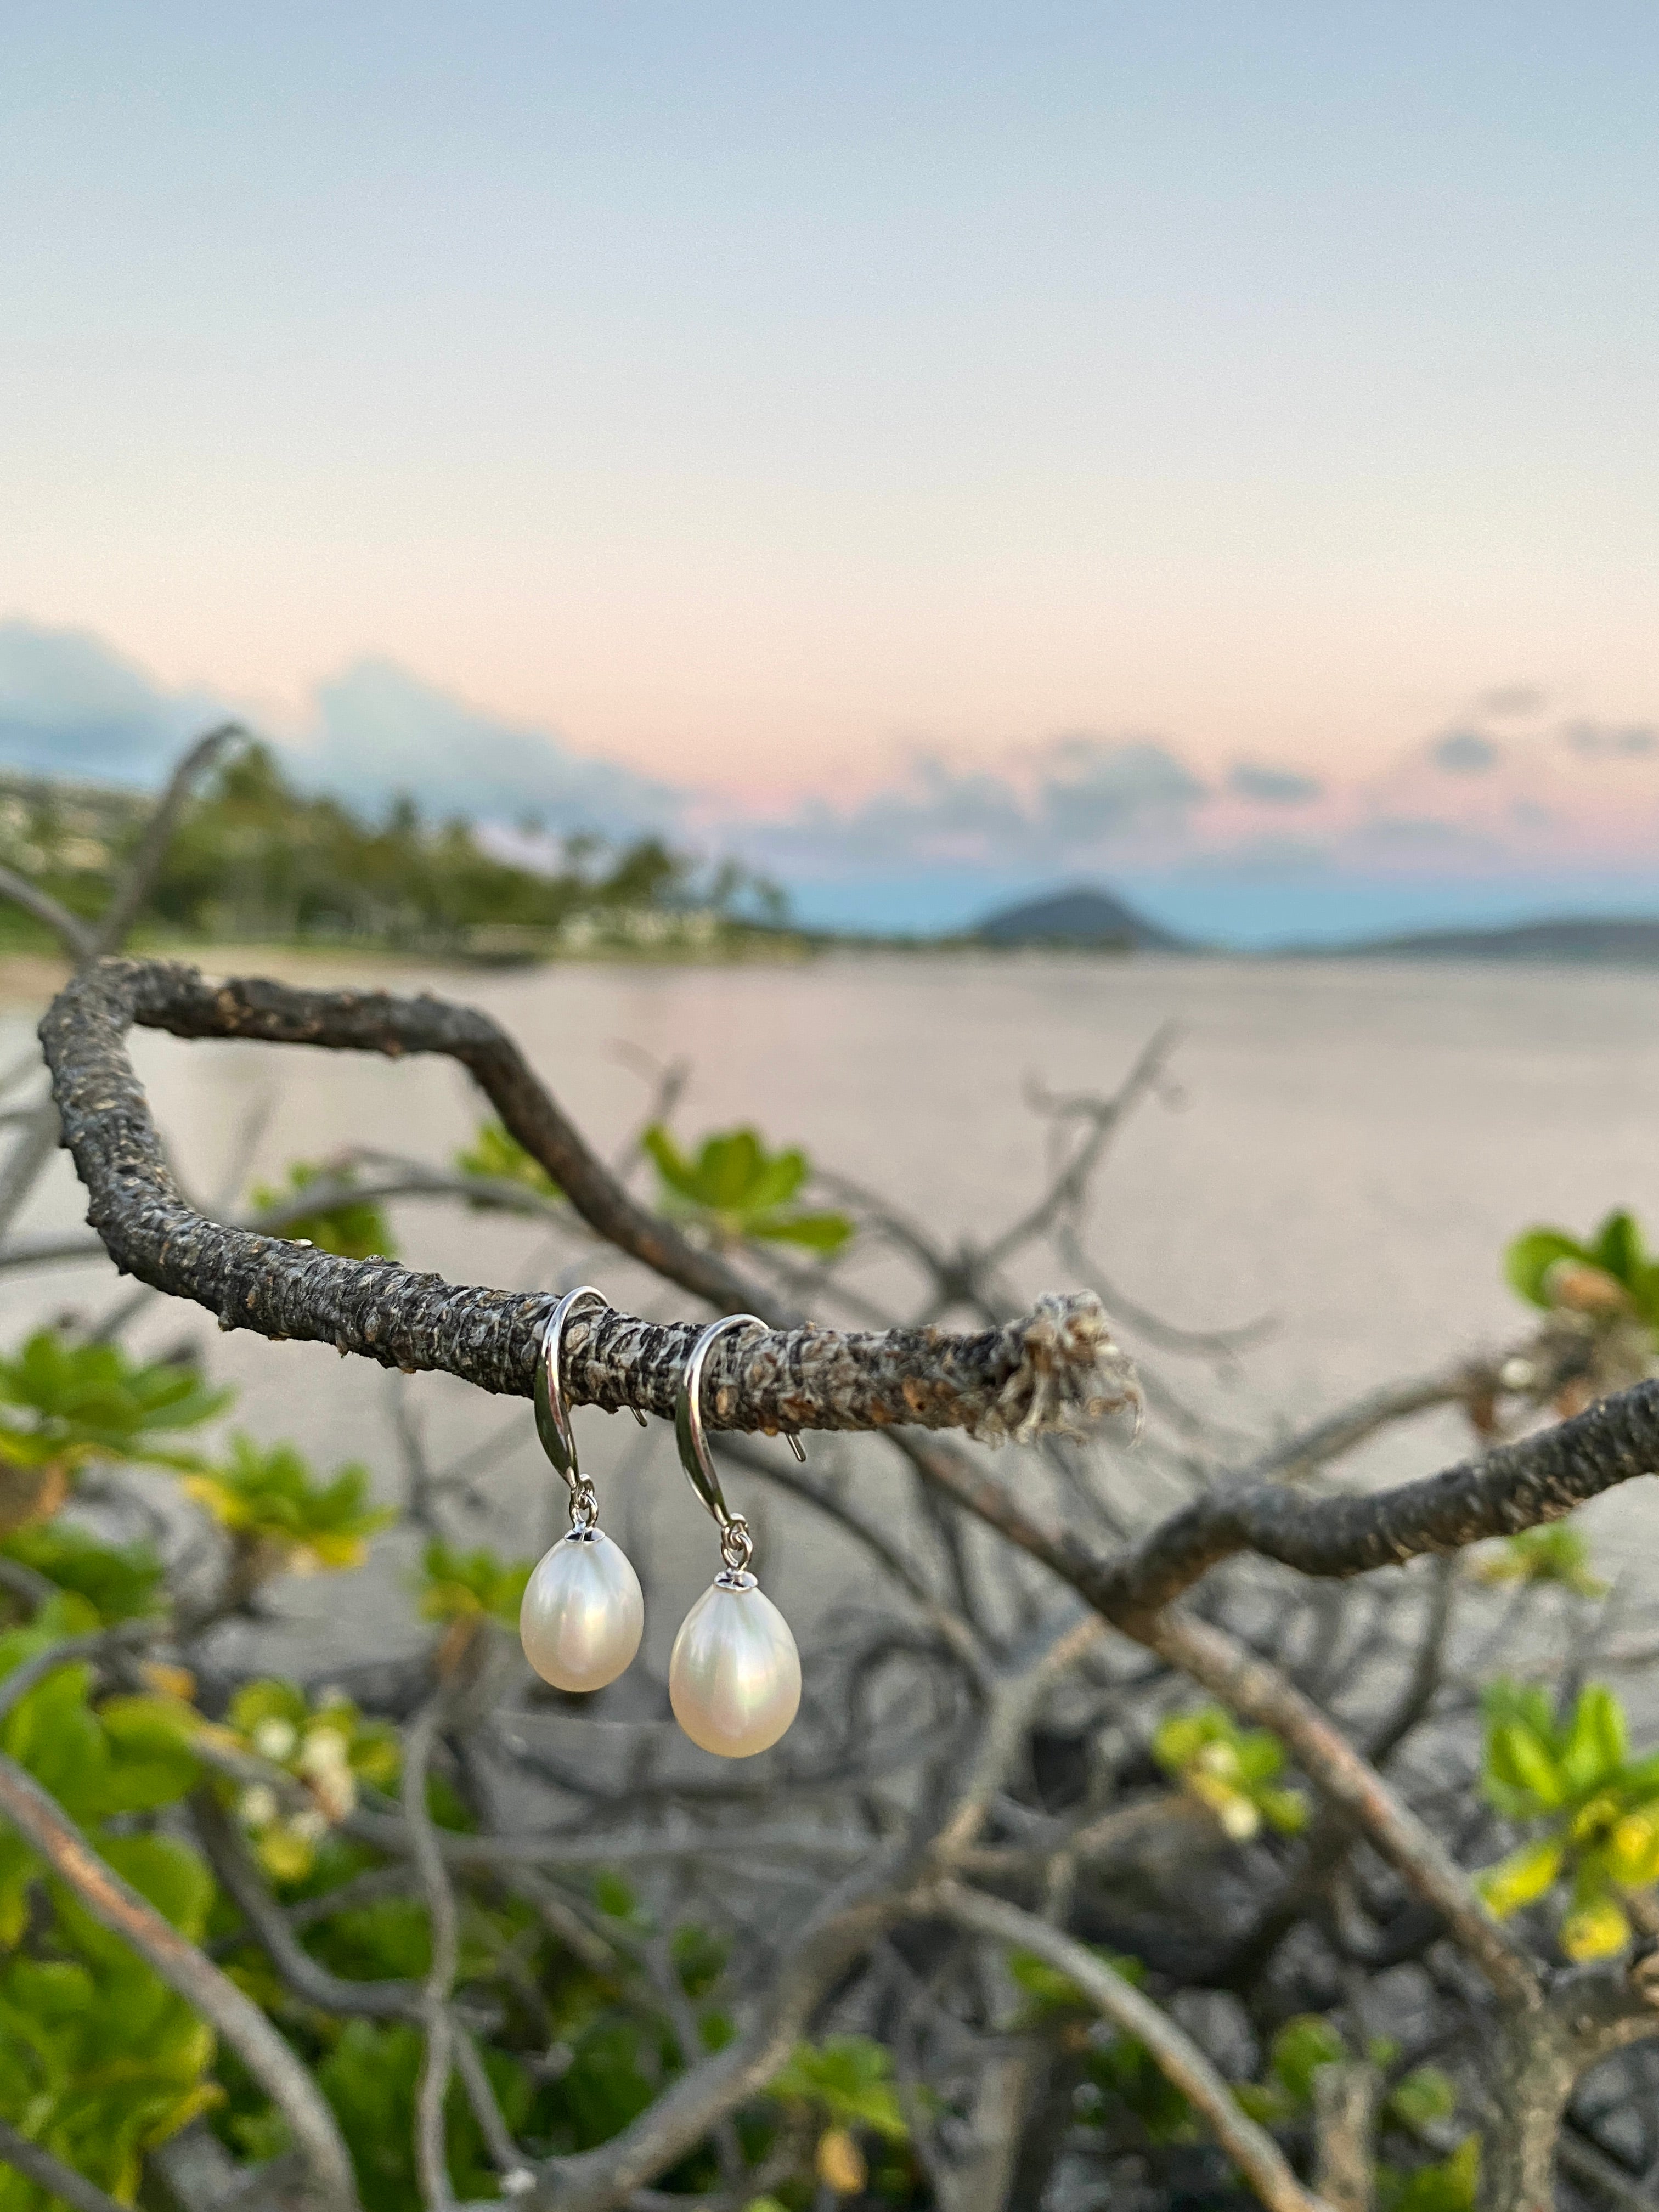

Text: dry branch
xmin=0 ymin=2118 xmax=126 ymax=2212
xmin=897 ymin=1371 xmax=1659 ymax=1629
xmin=933 ymin=1882 xmax=1330 ymax=2212
xmin=41 ymin=958 xmax=1141 ymax=1442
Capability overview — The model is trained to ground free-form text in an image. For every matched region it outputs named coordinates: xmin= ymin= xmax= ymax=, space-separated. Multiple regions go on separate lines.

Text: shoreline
xmin=7 ymin=933 xmax=1659 ymax=1013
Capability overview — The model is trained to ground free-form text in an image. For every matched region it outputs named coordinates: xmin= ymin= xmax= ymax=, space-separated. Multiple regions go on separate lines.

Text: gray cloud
xmin=1477 ymin=684 xmax=1547 ymax=718
xmin=0 ymin=623 xmax=679 ymax=840
xmin=764 ymin=736 xmax=1206 ymax=877
xmin=0 ymin=619 xmax=217 ymax=783
xmin=1033 ymin=736 xmax=1204 ymax=839
xmin=1356 ymin=814 xmax=1498 ymax=856
xmin=1181 ymin=833 xmax=1329 ymax=879
xmin=295 ymin=659 xmax=680 ymax=837
xmin=1560 ymin=720 xmax=1657 ymax=759
xmin=1227 ymin=760 xmax=1322 ymax=806
xmin=1430 ymin=729 xmax=1500 ymax=775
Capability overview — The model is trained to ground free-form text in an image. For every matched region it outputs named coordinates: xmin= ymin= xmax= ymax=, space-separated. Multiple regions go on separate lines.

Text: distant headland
xmin=969 ymin=884 xmax=1659 ymax=966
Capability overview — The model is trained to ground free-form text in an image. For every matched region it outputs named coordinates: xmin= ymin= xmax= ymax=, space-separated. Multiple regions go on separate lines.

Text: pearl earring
xmin=668 ymin=1314 xmax=803 ymax=1759
xmin=518 ymin=1286 xmax=645 ymax=1694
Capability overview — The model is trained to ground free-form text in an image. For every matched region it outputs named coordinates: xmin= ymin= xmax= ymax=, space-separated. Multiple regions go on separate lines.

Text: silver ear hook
xmin=675 ymin=1314 xmax=806 ymax=1576
xmin=536 ymin=1289 xmax=648 ymax=1483
xmin=535 ymin=1286 xmax=610 ymax=1526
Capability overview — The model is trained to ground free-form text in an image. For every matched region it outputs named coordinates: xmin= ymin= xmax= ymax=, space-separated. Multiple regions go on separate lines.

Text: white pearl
xmin=518 ymin=1530 xmax=644 ymax=1692
xmin=669 ymin=1576 xmax=801 ymax=1758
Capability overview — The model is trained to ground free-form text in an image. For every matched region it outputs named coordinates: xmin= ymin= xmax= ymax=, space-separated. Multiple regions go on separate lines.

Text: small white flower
xmin=252 ymin=1718 xmax=298 ymax=1763
xmin=1218 ymin=1796 xmax=1261 ymax=1843
xmin=299 ymin=1725 xmax=351 ymax=1775
xmin=238 ymin=1785 xmax=279 ymax=1831
xmin=307 ymin=1766 xmax=358 ymax=1823
xmin=289 ymin=1808 xmax=329 ymax=1844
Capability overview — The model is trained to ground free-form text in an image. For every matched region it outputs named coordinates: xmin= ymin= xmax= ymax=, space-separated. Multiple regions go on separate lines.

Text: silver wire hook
xmin=534 ymin=1285 xmax=607 ymax=1494
xmin=674 ymin=1314 xmax=807 ymax=1570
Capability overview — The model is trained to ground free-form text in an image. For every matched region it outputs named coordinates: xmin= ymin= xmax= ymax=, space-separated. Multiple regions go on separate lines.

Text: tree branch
xmin=0 ymin=1751 xmax=360 ymax=2209
xmin=896 ymin=1372 xmax=1659 ymax=1629
xmin=0 ymin=863 xmax=95 ymax=963
xmin=191 ymin=1790 xmax=420 ymax=2019
xmin=41 ymin=959 xmax=1140 ymax=1441
xmin=1135 ymin=1611 xmax=1541 ymax=2011
xmin=405 ymin=1695 xmax=462 ymax=2211
xmin=528 ymin=1875 xmax=905 ymax=2212
xmin=87 ymin=723 xmax=247 ymax=957
xmin=932 ymin=1881 xmax=1330 ymax=2212
xmin=0 ymin=2118 xmax=126 ymax=2212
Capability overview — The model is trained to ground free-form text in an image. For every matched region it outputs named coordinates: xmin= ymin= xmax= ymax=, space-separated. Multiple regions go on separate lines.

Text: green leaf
xmin=318 ymin=2020 xmax=516 ymax=2211
xmin=102 ymin=1833 xmax=216 ymax=1941
xmin=1153 ymin=1705 xmax=1300 ymax=1833
xmin=591 ymin=1870 xmax=641 ymax=1923
xmin=1561 ymin=1684 xmax=1629 ymax=1795
xmin=1504 ymin=1228 xmax=1587 ymax=1309
xmin=1267 ymin=2015 xmax=1347 ymax=2109
xmin=1475 ymin=1523 xmax=1607 ymax=1597
xmin=417 ymin=1542 xmax=533 ymax=1630
xmin=248 ymin=1159 xmax=397 ymax=1260
xmin=642 ymin=1124 xmax=852 ymax=1254
xmin=1379 ymin=2135 xmax=1480 ymax=2212
xmin=1608 ymin=1809 xmax=1659 ymax=1887
xmin=453 ymin=1120 xmax=561 ymax=1199
xmin=641 ymin=1125 xmax=701 ymax=1203
xmin=1476 ymin=1837 xmax=1564 ymax=1917
xmin=1 ymin=1520 xmax=165 ymax=1621
xmin=748 ymin=1210 xmax=854 ymax=1254
xmin=1481 ymin=1679 xmax=1558 ymax=1742
xmin=770 ymin=2035 xmax=909 ymax=2142
xmin=1485 ymin=1719 xmax=1567 ymax=1812
xmin=1387 ymin=2066 xmax=1458 ymax=2131
xmin=1560 ymin=1890 xmax=1632 ymax=1961
xmin=670 ymin=1920 xmax=729 ymax=2001
xmin=1592 ymin=1210 xmax=1644 ymax=1286
xmin=1630 ymin=1261 xmax=1659 ymax=1332
xmin=183 ymin=1434 xmax=393 ymax=1573
xmin=0 ymin=1328 xmax=230 ymax=1481
xmin=2 ymin=1657 xmax=111 ymax=1819
xmin=95 ymin=1694 xmax=202 ymax=1812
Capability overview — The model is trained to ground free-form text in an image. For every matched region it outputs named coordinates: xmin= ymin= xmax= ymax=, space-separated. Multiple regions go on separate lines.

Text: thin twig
xmin=0 ymin=2117 xmax=126 ymax=2212
xmin=405 ymin=1694 xmax=462 ymax=2210
xmin=1138 ymin=1610 xmax=1541 ymax=2011
xmin=932 ymin=1881 xmax=1330 ymax=2212
xmin=0 ymin=864 xmax=94 ymax=961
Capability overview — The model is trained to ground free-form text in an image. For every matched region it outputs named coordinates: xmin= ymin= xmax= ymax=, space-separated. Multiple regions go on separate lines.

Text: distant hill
xmin=1317 ymin=916 xmax=1659 ymax=965
xmin=975 ymin=884 xmax=1194 ymax=951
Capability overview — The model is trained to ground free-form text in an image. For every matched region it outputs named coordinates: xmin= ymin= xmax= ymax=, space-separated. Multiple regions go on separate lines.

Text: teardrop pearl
xmin=519 ymin=1530 xmax=644 ymax=1692
xmin=669 ymin=1575 xmax=801 ymax=1758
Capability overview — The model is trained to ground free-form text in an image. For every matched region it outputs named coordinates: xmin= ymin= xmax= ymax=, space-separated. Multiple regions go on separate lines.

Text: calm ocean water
xmin=6 ymin=951 xmax=1659 ymax=1664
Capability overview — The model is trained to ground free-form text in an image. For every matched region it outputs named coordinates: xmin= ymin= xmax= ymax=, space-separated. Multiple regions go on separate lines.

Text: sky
xmin=2 ymin=2 xmax=1657 ymax=941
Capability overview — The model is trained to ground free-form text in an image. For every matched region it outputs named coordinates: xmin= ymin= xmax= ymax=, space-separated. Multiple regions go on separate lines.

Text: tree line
xmin=0 ymin=743 xmax=786 ymax=955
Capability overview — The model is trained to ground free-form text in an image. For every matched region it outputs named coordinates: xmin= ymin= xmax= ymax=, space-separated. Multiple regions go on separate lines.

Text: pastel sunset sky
xmin=3 ymin=3 xmax=1656 ymax=939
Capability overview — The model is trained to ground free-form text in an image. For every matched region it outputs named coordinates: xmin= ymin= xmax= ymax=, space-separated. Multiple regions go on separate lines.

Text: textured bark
xmin=1312 ymin=2065 xmax=1377 ymax=2212
xmin=1075 ymin=1374 xmax=1659 ymax=1615
xmin=899 ymin=1374 xmax=1659 ymax=1622
xmin=40 ymin=959 xmax=1140 ymax=1442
